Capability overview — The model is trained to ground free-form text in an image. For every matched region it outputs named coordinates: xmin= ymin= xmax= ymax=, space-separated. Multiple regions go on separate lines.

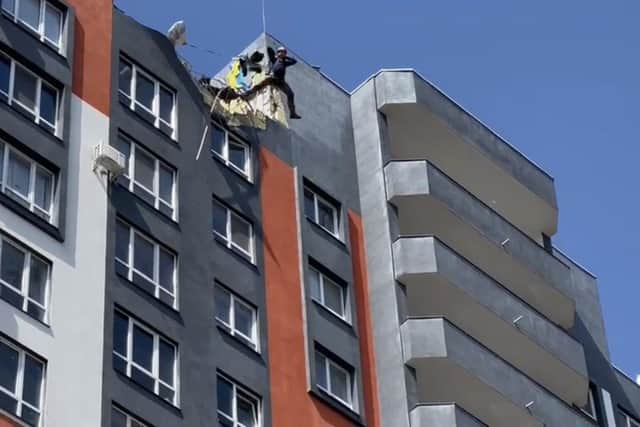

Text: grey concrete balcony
xmin=370 ymin=70 xmax=557 ymax=241
xmin=385 ymin=159 xmax=575 ymax=328
xmin=393 ymin=236 xmax=588 ymax=405
xmin=401 ymin=318 xmax=597 ymax=427
xmin=410 ymin=404 xmax=486 ymax=427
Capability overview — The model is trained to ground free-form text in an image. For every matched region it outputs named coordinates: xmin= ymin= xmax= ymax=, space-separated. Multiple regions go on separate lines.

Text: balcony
xmin=393 ymin=236 xmax=588 ymax=405
xmin=401 ymin=318 xmax=597 ymax=427
xmin=410 ymin=404 xmax=486 ymax=427
xmin=370 ymin=70 xmax=557 ymax=241
xmin=385 ymin=160 xmax=575 ymax=328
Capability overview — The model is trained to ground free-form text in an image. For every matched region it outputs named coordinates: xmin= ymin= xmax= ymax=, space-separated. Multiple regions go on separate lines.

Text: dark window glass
xmin=39 ymin=84 xmax=57 ymax=125
xmin=44 ymin=4 xmax=62 ymax=46
xmin=315 ymin=353 xmax=326 ymax=389
xmin=110 ymin=407 xmax=127 ymax=427
xmin=212 ymin=201 xmax=227 ymax=237
xmin=22 ymin=355 xmax=43 ymax=407
xmin=13 ymin=66 xmax=37 ymax=112
xmin=113 ymin=312 xmax=128 ymax=355
xmin=237 ymin=392 xmax=257 ymax=427
xmin=317 ymin=200 xmax=336 ymax=233
xmin=119 ymin=62 xmax=132 ymax=96
xmin=135 ymin=73 xmax=154 ymax=111
xmin=1 ymin=241 xmax=25 ymax=290
xmin=132 ymin=325 xmax=153 ymax=370
xmin=0 ymin=341 xmax=18 ymax=393
xmin=228 ymin=140 xmax=247 ymax=172
xmin=215 ymin=287 xmax=231 ymax=325
xmin=159 ymin=164 xmax=173 ymax=205
xmin=134 ymin=148 xmax=155 ymax=191
xmin=115 ymin=222 xmax=130 ymax=263
xmin=158 ymin=248 xmax=174 ymax=294
xmin=34 ymin=168 xmax=52 ymax=212
xmin=7 ymin=151 xmax=30 ymax=199
xmin=159 ymin=87 xmax=173 ymax=123
xmin=230 ymin=214 xmax=250 ymax=253
xmin=304 ymin=189 xmax=315 ymax=219
xmin=18 ymin=0 xmax=39 ymax=29
xmin=158 ymin=339 xmax=174 ymax=385
xmin=0 ymin=56 xmax=10 ymax=96
xmin=133 ymin=234 xmax=154 ymax=279
xmin=234 ymin=303 xmax=253 ymax=338
xmin=217 ymin=377 xmax=233 ymax=416
xmin=28 ymin=256 xmax=48 ymax=305
xmin=210 ymin=125 xmax=225 ymax=155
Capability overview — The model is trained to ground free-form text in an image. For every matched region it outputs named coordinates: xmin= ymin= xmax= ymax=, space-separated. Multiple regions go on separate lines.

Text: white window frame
xmin=309 ymin=265 xmax=350 ymax=323
xmin=0 ymin=141 xmax=57 ymax=223
xmin=118 ymin=58 xmax=177 ymax=140
xmin=115 ymin=220 xmax=178 ymax=308
xmin=210 ymin=123 xmax=252 ymax=180
xmin=217 ymin=373 xmax=261 ymax=427
xmin=115 ymin=135 xmax=177 ymax=220
xmin=582 ymin=385 xmax=598 ymax=420
xmin=304 ymin=186 xmax=340 ymax=238
xmin=0 ymin=234 xmax=51 ymax=322
xmin=0 ymin=52 xmax=60 ymax=135
xmin=215 ymin=285 xmax=259 ymax=352
xmin=315 ymin=350 xmax=354 ymax=409
xmin=111 ymin=405 xmax=149 ymax=427
xmin=0 ymin=337 xmax=45 ymax=426
xmin=1 ymin=0 xmax=66 ymax=53
xmin=212 ymin=199 xmax=254 ymax=262
xmin=113 ymin=311 xmax=179 ymax=406
xmin=622 ymin=411 xmax=640 ymax=427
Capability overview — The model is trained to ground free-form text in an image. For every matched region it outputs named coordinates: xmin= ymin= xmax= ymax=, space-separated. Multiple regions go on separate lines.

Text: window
xmin=115 ymin=220 xmax=177 ymax=308
xmin=1 ymin=0 xmax=65 ymax=52
xmin=621 ymin=411 xmax=640 ymax=427
xmin=0 ymin=235 xmax=50 ymax=322
xmin=210 ymin=123 xmax=251 ymax=179
xmin=215 ymin=284 xmax=259 ymax=351
xmin=0 ymin=141 xmax=56 ymax=223
xmin=111 ymin=406 xmax=150 ymax=427
xmin=118 ymin=58 xmax=176 ymax=139
xmin=309 ymin=264 xmax=349 ymax=322
xmin=303 ymin=185 xmax=340 ymax=237
xmin=217 ymin=374 xmax=260 ymax=427
xmin=113 ymin=311 xmax=178 ymax=405
xmin=314 ymin=350 xmax=354 ymax=409
xmin=582 ymin=384 xmax=598 ymax=420
xmin=0 ymin=52 xmax=59 ymax=135
xmin=0 ymin=338 xmax=45 ymax=426
xmin=212 ymin=199 xmax=254 ymax=261
xmin=112 ymin=134 xmax=177 ymax=219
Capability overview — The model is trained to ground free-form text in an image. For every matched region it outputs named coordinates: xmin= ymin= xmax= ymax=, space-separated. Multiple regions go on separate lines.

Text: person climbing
xmin=246 ymin=46 xmax=301 ymax=119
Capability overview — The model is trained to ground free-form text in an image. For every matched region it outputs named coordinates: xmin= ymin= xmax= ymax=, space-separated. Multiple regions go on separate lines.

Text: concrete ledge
xmin=410 ymin=404 xmax=486 ymax=427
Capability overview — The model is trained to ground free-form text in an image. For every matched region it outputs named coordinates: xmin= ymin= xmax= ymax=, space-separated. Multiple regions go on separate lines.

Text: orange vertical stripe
xmin=67 ymin=0 xmax=113 ymax=115
xmin=261 ymin=147 xmax=358 ymax=426
xmin=349 ymin=210 xmax=382 ymax=427
xmin=0 ymin=412 xmax=22 ymax=427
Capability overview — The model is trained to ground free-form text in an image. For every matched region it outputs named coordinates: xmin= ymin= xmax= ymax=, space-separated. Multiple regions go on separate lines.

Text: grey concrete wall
xmin=410 ymin=404 xmax=486 ymax=427
xmin=102 ymin=11 xmax=271 ymax=427
xmin=403 ymin=318 xmax=597 ymax=427
xmin=371 ymin=71 xmax=557 ymax=209
xmin=351 ymin=79 xmax=411 ymax=427
xmin=386 ymin=160 xmax=572 ymax=303
xmin=393 ymin=236 xmax=587 ymax=380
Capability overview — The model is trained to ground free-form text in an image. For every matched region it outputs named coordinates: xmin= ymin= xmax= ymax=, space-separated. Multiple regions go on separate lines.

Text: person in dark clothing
xmin=246 ymin=47 xmax=301 ymax=119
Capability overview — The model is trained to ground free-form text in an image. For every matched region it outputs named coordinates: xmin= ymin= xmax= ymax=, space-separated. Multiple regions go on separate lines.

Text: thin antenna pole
xmin=261 ymin=0 xmax=267 ymax=34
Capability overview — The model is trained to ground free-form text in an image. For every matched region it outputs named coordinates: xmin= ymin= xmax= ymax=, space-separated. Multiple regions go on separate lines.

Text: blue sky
xmin=116 ymin=0 xmax=640 ymax=376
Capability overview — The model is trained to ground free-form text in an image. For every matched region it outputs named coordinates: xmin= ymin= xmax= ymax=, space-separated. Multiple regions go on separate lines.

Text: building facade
xmin=0 ymin=2 xmax=639 ymax=427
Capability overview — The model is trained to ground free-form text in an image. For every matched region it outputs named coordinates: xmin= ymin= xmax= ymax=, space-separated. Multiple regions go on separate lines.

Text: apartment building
xmin=0 ymin=2 xmax=639 ymax=427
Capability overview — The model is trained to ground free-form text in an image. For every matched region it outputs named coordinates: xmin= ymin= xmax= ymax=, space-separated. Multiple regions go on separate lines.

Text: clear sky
xmin=115 ymin=0 xmax=640 ymax=377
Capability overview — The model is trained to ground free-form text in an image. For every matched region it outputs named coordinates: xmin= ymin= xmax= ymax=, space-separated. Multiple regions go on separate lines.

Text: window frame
xmin=621 ymin=410 xmax=640 ymax=427
xmin=111 ymin=405 xmax=150 ymax=427
xmin=118 ymin=58 xmax=177 ymax=140
xmin=303 ymin=185 xmax=340 ymax=239
xmin=0 ymin=233 xmax=51 ymax=323
xmin=315 ymin=350 xmax=354 ymax=410
xmin=0 ymin=336 xmax=46 ymax=426
xmin=212 ymin=198 xmax=255 ymax=262
xmin=217 ymin=373 xmax=261 ymax=427
xmin=0 ymin=51 xmax=60 ymax=136
xmin=0 ymin=141 xmax=57 ymax=224
xmin=309 ymin=264 xmax=350 ymax=323
xmin=114 ymin=134 xmax=178 ymax=220
xmin=210 ymin=123 xmax=252 ymax=180
xmin=214 ymin=284 xmax=259 ymax=352
xmin=1 ymin=0 xmax=66 ymax=54
xmin=581 ymin=384 xmax=598 ymax=421
xmin=115 ymin=220 xmax=178 ymax=309
xmin=112 ymin=310 xmax=179 ymax=406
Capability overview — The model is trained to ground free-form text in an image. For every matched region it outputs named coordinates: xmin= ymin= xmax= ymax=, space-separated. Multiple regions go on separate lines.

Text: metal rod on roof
xmin=262 ymin=0 xmax=267 ymax=34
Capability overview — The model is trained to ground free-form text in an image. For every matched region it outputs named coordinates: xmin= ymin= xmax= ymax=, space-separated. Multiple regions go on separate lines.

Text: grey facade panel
xmin=102 ymin=10 xmax=271 ymax=427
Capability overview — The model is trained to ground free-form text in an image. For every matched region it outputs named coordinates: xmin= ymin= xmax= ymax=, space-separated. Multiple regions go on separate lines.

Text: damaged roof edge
xmin=352 ymin=68 xmax=556 ymax=182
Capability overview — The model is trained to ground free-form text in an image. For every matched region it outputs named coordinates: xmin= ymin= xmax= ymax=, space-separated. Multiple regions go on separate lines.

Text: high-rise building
xmin=0 ymin=2 xmax=638 ymax=427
